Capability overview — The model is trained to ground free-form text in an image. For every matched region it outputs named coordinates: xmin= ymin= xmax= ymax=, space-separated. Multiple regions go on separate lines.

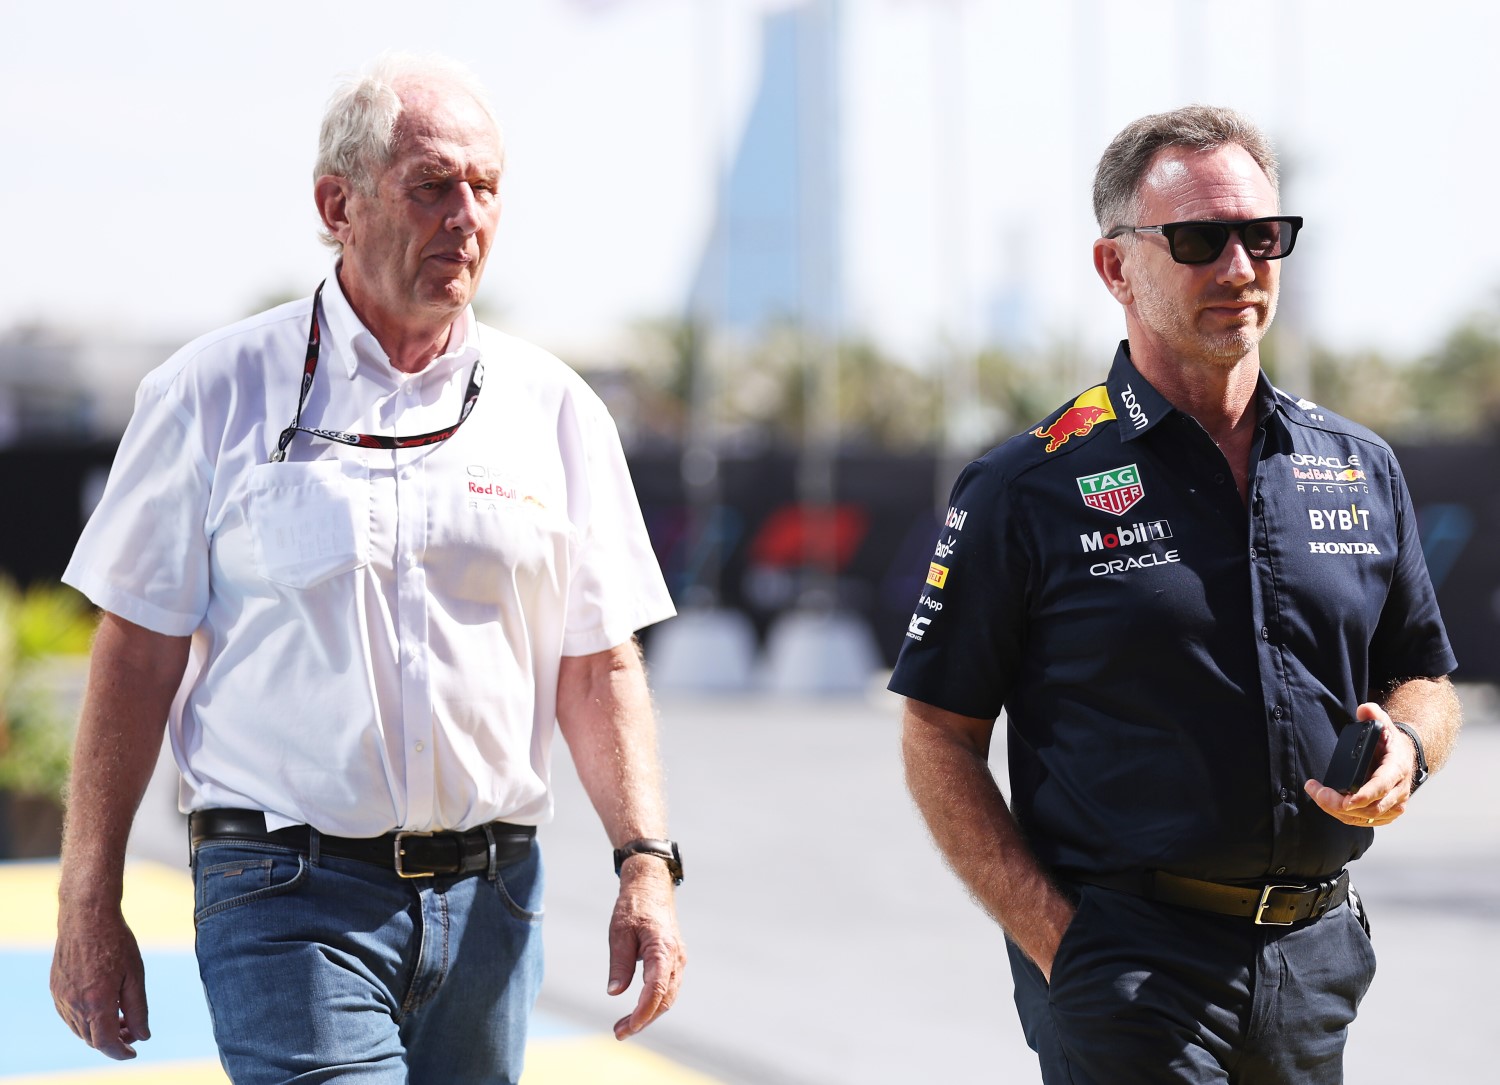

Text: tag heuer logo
xmin=1076 ymin=464 xmax=1144 ymax=515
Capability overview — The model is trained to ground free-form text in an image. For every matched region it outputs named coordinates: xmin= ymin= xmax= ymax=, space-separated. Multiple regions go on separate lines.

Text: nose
xmin=1216 ymin=232 xmax=1256 ymax=287
xmin=445 ymin=183 xmax=482 ymax=236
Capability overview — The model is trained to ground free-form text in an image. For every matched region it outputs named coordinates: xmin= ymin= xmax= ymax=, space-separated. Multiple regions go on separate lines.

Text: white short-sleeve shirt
xmin=64 ymin=272 xmax=676 ymax=835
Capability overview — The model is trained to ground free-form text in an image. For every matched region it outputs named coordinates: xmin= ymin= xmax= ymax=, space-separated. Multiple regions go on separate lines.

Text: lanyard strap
xmin=270 ymin=281 xmax=485 ymax=463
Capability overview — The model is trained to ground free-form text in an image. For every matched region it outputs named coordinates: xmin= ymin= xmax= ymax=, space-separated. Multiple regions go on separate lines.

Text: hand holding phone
xmin=1322 ymin=719 xmax=1380 ymax=795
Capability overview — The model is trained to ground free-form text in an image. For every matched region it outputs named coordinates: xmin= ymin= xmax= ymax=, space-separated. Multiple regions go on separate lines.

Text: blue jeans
xmin=192 ymin=834 xmax=545 ymax=1085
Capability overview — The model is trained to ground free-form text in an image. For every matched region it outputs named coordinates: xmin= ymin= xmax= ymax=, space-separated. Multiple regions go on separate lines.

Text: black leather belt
xmin=189 ymin=808 xmax=535 ymax=878
xmin=1076 ymin=869 xmax=1350 ymax=926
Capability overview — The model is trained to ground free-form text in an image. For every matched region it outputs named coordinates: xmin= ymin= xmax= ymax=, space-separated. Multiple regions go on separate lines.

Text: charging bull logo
xmin=1031 ymin=387 xmax=1117 ymax=453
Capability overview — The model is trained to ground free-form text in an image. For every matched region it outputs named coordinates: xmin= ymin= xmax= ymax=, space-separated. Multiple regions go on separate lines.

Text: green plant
xmin=0 ymin=579 xmax=96 ymax=802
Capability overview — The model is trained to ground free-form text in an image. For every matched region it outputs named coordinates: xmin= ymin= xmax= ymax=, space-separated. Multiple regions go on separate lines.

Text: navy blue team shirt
xmin=889 ymin=342 xmax=1456 ymax=883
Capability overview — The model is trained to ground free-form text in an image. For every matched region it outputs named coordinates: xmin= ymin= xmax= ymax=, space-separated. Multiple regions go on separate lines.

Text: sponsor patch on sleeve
xmin=1030 ymin=386 xmax=1116 ymax=453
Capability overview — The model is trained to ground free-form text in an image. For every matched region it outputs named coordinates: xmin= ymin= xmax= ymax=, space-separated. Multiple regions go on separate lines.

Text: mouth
xmin=1203 ymin=297 xmax=1264 ymax=318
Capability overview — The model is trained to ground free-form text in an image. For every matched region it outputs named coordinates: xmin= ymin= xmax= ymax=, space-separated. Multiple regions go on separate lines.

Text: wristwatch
xmin=613 ymin=838 xmax=684 ymax=886
xmin=1390 ymin=721 xmax=1430 ymax=793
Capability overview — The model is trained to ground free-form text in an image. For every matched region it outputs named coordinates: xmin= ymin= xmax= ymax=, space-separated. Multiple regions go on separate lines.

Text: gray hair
xmin=314 ymin=52 xmax=503 ymax=249
xmin=1092 ymin=105 xmax=1279 ymax=233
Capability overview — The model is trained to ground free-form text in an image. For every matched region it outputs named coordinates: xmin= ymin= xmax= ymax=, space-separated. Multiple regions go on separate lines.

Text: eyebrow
xmin=408 ymin=159 xmax=502 ymax=184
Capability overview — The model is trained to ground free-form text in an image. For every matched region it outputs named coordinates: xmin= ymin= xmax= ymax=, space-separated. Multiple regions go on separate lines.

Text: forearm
xmin=1379 ymin=674 xmax=1462 ymax=774
xmin=556 ymin=638 xmax=684 ymax=1038
xmin=51 ymin=613 xmax=186 ymax=1058
xmin=556 ymin=639 xmax=668 ymax=847
xmin=901 ymin=699 xmax=1072 ymax=974
xmin=59 ymin=613 xmax=189 ymax=906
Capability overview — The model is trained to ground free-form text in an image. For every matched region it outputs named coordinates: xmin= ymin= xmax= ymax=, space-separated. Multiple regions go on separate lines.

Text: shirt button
xmin=1249 ymin=547 xmax=1258 ymax=560
xmin=1214 ymin=472 xmax=1226 ymax=484
xmin=1261 ymin=626 xmax=1270 ymax=641
xmin=1280 ymin=787 xmax=1294 ymax=802
xmin=403 ymin=382 xmax=416 ymax=397
xmin=414 ymin=741 xmax=425 ymax=753
xmin=1272 ymin=705 xmax=1284 ymax=719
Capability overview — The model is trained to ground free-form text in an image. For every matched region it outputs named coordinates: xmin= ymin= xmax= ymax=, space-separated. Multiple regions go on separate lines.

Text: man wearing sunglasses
xmin=893 ymin=105 xmax=1459 ymax=1083
xmin=49 ymin=54 xmax=684 ymax=1083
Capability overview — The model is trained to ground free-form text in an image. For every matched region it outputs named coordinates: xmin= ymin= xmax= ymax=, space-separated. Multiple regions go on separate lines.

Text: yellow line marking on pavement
xmin=525 ymin=1036 xmax=724 ymax=1083
xmin=0 ymin=860 xmax=196 ymax=950
xmin=1 ymin=1060 xmax=229 ymax=1084
xmin=0 ymin=1040 xmax=722 ymax=1085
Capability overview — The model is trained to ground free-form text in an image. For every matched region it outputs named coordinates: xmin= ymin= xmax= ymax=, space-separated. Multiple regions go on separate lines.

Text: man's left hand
xmin=1304 ymin=702 xmax=1418 ymax=827
xmin=606 ymin=858 xmax=686 ymax=1040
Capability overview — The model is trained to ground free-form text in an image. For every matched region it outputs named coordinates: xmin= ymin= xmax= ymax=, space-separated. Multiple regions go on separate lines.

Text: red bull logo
xmin=1289 ymin=451 xmax=1367 ymax=487
xmin=1031 ymin=387 xmax=1117 ymax=453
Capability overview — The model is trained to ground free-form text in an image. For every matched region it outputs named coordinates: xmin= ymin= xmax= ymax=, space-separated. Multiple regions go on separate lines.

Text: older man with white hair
xmin=50 ymin=53 xmax=684 ymax=1084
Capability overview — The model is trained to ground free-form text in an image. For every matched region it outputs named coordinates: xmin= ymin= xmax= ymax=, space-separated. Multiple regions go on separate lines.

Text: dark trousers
xmin=1008 ymin=884 xmax=1377 ymax=1085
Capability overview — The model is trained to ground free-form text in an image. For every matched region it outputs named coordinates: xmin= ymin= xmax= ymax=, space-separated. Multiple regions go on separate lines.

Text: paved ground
xmin=8 ymin=685 xmax=1495 ymax=1083
xmin=540 ymin=684 xmax=1500 ymax=1084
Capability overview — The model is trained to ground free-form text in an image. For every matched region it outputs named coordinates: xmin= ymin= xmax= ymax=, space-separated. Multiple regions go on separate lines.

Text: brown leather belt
xmin=1076 ymin=869 xmax=1350 ymax=926
xmin=189 ymin=808 xmax=535 ymax=878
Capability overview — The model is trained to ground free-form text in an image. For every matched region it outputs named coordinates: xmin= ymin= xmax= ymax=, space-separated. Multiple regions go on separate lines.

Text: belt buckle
xmin=394 ymin=831 xmax=435 ymax=878
xmin=1254 ymin=883 xmax=1301 ymax=925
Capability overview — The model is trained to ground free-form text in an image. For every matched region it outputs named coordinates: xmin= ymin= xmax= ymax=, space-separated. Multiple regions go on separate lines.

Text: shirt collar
xmin=1104 ymin=341 xmax=1176 ymax=442
xmin=320 ymin=263 xmax=480 ymax=383
xmin=1252 ymin=369 xmax=1281 ymax=429
xmin=1104 ymin=340 xmax=1281 ymax=442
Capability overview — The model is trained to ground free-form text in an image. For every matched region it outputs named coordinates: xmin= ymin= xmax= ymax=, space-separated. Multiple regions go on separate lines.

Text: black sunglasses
xmin=1104 ymin=216 xmax=1303 ymax=265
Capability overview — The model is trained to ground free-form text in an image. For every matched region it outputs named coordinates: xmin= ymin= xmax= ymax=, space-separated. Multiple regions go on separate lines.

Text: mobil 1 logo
xmin=1079 ymin=519 xmax=1173 ymax=553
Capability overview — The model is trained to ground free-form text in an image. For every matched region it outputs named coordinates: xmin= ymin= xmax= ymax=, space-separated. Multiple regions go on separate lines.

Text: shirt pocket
xmin=428 ymin=496 xmax=573 ymax=607
xmin=246 ymin=459 xmax=370 ymax=589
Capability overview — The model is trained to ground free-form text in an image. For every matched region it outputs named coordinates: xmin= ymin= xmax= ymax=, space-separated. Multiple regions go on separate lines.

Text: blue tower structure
xmin=690 ymin=0 xmax=840 ymax=337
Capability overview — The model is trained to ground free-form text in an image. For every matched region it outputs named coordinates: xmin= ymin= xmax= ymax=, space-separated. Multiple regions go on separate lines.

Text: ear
xmin=315 ymin=175 xmax=356 ymax=246
xmin=1093 ymin=237 xmax=1133 ymax=306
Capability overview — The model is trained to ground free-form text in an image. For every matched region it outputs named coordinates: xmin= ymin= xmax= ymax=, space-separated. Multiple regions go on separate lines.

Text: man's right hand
xmin=47 ymin=612 xmax=186 ymax=1059
xmin=51 ymin=901 xmax=151 ymax=1059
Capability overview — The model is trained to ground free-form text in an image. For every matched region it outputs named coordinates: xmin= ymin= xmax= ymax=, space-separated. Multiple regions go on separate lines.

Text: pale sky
xmin=3 ymin=0 xmax=1497 ymax=373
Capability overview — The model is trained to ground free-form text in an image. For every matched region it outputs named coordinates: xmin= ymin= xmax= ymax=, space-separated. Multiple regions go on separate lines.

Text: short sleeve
xmin=62 ymin=371 xmax=213 ymax=636
xmin=559 ymin=393 xmax=675 ymax=656
xmin=887 ymin=458 xmax=1030 ymax=720
xmin=1367 ymin=459 xmax=1457 ymax=687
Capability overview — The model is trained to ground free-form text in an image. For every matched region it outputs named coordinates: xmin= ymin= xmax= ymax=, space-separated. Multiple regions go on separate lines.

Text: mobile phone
xmin=1323 ymin=720 xmax=1380 ymax=794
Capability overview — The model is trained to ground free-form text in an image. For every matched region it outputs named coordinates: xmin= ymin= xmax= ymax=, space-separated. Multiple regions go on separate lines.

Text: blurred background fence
xmin=3 ymin=435 xmax=1496 ymax=686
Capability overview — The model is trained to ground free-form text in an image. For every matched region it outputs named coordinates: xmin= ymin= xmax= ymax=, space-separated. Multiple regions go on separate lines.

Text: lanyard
xmin=270 ymin=281 xmax=485 ymax=463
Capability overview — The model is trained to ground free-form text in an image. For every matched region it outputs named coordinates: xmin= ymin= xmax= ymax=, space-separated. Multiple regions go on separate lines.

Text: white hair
xmin=314 ymin=52 xmax=503 ymax=250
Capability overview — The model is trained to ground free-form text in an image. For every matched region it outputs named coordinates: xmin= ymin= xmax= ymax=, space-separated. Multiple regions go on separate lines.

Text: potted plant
xmin=0 ymin=579 xmax=95 ymax=858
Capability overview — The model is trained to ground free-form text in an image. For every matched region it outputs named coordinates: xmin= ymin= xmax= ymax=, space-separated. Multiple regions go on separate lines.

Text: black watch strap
xmin=613 ymin=838 xmax=684 ymax=885
xmin=1390 ymin=721 xmax=1430 ymax=792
